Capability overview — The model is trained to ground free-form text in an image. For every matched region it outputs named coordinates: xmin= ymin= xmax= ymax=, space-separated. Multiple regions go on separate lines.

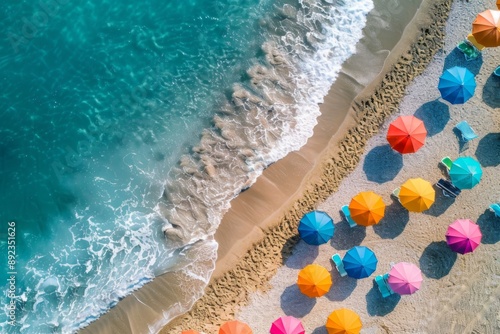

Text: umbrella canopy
xmin=472 ymin=9 xmax=500 ymax=47
xmin=326 ymin=308 xmax=362 ymax=334
xmin=386 ymin=115 xmax=427 ymax=154
xmin=297 ymin=264 xmax=332 ymax=298
xmin=446 ymin=219 xmax=482 ymax=254
xmin=399 ymin=178 xmax=435 ymax=212
xmin=270 ymin=316 xmax=305 ymax=334
xmin=219 ymin=321 xmax=253 ymax=334
xmin=342 ymin=246 xmax=378 ymax=279
xmin=438 ymin=66 xmax=476 ymax=104
xmin=388 ymin=262 xmax=423 ymax=295
xmin=182 ymin=331 xmax=200 ymax=334
xmin=298 ymin=211 xmax=335 ymax=245
xmin=449 ymin=157 xmax=483 ymax=190
xmin=348 ymin=191 xmax=385 ymax=226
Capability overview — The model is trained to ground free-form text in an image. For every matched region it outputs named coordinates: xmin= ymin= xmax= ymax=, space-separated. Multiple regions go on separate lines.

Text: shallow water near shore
xmin=0 ymin=0 xmax=383 ymax=332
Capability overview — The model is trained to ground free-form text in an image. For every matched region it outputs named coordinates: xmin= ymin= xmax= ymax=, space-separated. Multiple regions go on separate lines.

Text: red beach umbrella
xmin=446 ymin=219 xmax=482 ymax=254
xmin=387 ymin=115 xmax=427 ymax=154
xmin=270 ymin=316 xmax=305 ymax=334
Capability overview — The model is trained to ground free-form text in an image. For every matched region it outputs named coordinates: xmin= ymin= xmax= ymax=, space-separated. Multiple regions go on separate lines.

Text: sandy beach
xmin=81 ymin=0 xmax=500 ymax=333
xmin=161 ymin=0 xmax=500 ymax=332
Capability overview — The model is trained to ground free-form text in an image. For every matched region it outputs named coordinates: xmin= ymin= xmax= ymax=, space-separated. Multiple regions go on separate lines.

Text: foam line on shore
xmin=161 ymin=0 xmax=453 ymax=332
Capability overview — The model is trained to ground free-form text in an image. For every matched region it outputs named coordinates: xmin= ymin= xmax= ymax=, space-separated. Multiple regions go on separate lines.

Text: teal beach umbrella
xmin=438 ymin=66 xmax=476 ymax=104
xmin=298 ymin=211 xmax=334 ymax=245
xmin=342 ymin=246 xmax=378 ymax=279
xmin=449 ymin=157 xmax=483 ymax=189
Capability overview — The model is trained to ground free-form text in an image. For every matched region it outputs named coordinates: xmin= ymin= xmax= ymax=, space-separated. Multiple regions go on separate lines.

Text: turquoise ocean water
xmin=0 ymin=0 xmax=372 ymax=332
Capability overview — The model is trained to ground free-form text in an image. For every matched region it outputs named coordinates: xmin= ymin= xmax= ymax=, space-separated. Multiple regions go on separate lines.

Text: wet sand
xmin=159 ymin=0 xmax=492 ymax=332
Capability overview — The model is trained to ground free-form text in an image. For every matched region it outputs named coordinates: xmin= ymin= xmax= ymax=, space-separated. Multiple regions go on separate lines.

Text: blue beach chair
xmin=331 ymin=253 xmax=348 ymax=277
xmin=341 ymin=205 xmax=357 ymax=228
xmin=374 ymin=273 xmax=394 ymax=298
xmin=455 ymin=121 xmax=478 ymax=142
xmin=489 ymin=203 xmax=500 ymax=218
xmin=436 ymin=179 xmax=461 ymax=198
xmin=494 ymin=66 xmax=500 ymax=77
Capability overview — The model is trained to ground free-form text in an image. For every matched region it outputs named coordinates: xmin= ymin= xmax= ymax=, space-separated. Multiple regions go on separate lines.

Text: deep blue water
xmin=0 ymin=0 xmax=274 ymax=332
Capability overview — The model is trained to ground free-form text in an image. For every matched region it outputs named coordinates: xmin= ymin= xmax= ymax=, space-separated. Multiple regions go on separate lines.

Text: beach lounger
xmin=391 ymin=187 xmax=401 ymax=201
xmin=331 ymin=253 xmax=348 ymax=277
xmin=341 ymin=205 xmax=357 ymax=228
xmin=436 ymin=179 xmax=461 ymax=198
xmin=440 ymin=156 xmax=453 ymax=171
xmin=374 ymin=273 xmax=394 ymax=298
xmin=455 ymin=121 xmax=478 ymax=142
xmin=489 ymin=203 xmax=500 ymax=218
xmin=456 ymin=40 xmax=481 ymax=61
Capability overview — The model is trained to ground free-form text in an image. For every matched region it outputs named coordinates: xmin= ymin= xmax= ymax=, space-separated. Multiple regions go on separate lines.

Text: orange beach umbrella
xmin=472 ymin=10 xmax=500 ymax=47
xmin=219 ymin=320 xmax=253 ymax=334
xmin=348 ymin=191 xmax=385 ymax=226
xmin=326 ymin=308 xmax=362 ymax=334
xmin=387 ymin=115 xmax=427 ymax=154
xmin=297 ymin=264 xmax=332 ymax=298
xmin=399 ymin=178 xmax=435 ymax=212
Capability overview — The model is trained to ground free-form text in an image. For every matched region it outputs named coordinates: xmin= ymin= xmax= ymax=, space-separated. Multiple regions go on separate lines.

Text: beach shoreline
xmin=160 ymin=0 xmax=456 ymax=332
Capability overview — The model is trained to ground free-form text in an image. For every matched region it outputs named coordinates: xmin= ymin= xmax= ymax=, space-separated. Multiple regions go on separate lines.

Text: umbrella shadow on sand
xmin=423 ymin=185 xmax=455 ymax=217
xmin=414 ymin=100 xmax=450 ymax=136
xmin=443 ymin=48 xmax=483 ymax=76
xmin=477 ymin=209 xmax=500 ymax=244
xmin=330 ymin=221 xmax=366 ymax=250
xmin=325 ymin=273 xmax=357 ymax=301
xmin=363 ymin=145 xmax=403 ymax=184
xmin=284 ymin=240 xmax=320 ymax=269
xmin=419 ymin=241 xmax=457 ymax=279
xmin=373 ymin=201 xmax=409 ymax=239
xmin=366 ymin=284 xmax=401 ymax=316
xmin=280 ymin=284 xmax=316 ymax=318
xmin=482 ymin=73 xmax=500 ymax=108
xmin=311 ymin=327 xmax=327 ymax=334
xmin=475 ymin=133 xmax=500 ymax=167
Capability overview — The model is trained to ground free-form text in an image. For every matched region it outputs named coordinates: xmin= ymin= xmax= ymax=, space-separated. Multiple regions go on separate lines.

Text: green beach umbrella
xmin=449 ymin=157 xmax=483 ymax=190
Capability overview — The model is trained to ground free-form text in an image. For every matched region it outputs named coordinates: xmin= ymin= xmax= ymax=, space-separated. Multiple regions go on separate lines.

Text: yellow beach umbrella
xmin=399 ymin=178 xmax=435 ymax=212
xmin=348 ymin=191 xmax=385 ymax=226
xmin=326 ymin=308 xmax=362 ymax=334
xmin=297 ymin=264 xmax=332 ymax=298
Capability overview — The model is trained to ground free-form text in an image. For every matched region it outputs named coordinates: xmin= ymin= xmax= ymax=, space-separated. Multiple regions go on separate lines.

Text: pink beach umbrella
xmin=446 ymin=219 xmax=482 ymax=254
xmin=270 ymin=316 xmax=305 ymax=334
xmin=387 ymin=262 xmax=423 ymax=295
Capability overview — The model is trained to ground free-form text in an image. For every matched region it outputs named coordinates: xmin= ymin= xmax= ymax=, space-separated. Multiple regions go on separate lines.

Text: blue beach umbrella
xmin=298 ymin=211 xmax=334 ymax=245
xmin=438 ymin=66 xmax=476 ymax=104
xmin=342 ymin=246 xmax=378 ymax=279
xmin=449 ymin=156 xmax=483 ymax=189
